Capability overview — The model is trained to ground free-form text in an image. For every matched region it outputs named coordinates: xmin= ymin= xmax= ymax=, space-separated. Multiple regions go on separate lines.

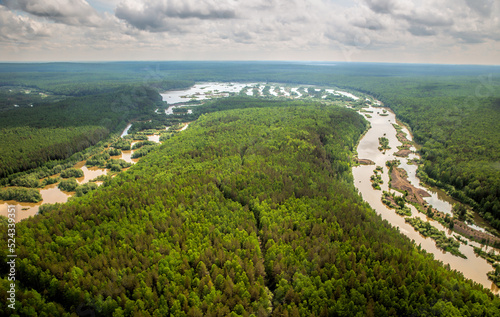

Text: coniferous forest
xmin=1 ymin=62 xmax=500 ymax=316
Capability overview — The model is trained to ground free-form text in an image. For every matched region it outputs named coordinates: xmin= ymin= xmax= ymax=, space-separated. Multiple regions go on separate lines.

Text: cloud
xmin=115 ymin=0 xmax=237 ymax=32
xmin=465 ymin=0 xmax=494 ymax=17
xmin=363 ymin=0 xmax=398 ymax=14
xmin=0 ymin=0 xmax=499 ymax=63
xmin=452 ymin=31 xmax=486 ymax=44
xmin=2 ymin=0 xmax=102 ymax=26
xmin=0 ymin=6 xmax=51 ymax=43
xmin=407 ymin=25 xmax=436 ymax=37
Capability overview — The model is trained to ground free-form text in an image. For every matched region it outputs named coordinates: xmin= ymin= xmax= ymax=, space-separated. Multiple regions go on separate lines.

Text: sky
xmin=0 ymin=0 xmax=499 ymax=64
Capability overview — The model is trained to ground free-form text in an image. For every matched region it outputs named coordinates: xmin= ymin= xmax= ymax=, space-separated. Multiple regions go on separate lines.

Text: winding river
xmin=352 ymin=104 xmax=499 ymax=293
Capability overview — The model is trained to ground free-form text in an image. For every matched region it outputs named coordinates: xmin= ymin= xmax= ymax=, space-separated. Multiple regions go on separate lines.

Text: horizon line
xmin=0 ymin=60 xmax=499 ymax=67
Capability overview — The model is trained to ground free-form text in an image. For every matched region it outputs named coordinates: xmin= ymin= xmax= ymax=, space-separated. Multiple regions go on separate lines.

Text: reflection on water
xmin=115 ymin=150 xmax=139 ymax=164
xmin=147 ymin=135 xmax=161 ymax=143
xmin=78 ymin=166 xmax=107 ymax=184
xmin=1 ymin=133 xmax=162 ymax=222
xmin=0 ymin=183 xmax=72 ymax=222
xmin=161 ymin=82 xmax=255 ymax=104
xmin=120 ymin=123 xmax=132 ymax=137
xmin=353 ymin=104 xmax=499 ymax=294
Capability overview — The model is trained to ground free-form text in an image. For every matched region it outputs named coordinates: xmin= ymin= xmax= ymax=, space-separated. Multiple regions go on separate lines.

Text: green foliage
xmin=60 ymin=168 xmax=84 ymax=179
xmin=378 ymin=137 xmax=391 ymax=152
xmin=75 ymin=182 xmax=98 ymax=197
xmin=2 ymin=61 xmax=500 ymax=315
xmin=0 ymin=84 xmax=166 ymax=179
xmin=335 ymin=74 xmax=500 ymax=231
xmin=131 ymin=141 xmax=156 ymax=150
xmin=57 ymin=178 xmax=78 ymax=192
xmin=131 ymin=145 xmax=158 ymax=159
xmin=111 ymin=139 xmax=131 ymax=150
xmin=0 ymin=125 xmax=108 ymax=178
xmin=41 ymin=177 xmax=61 ymax=187
xmin=0 ymin=187 xmax=42 ymax=202
xmin=105 ymin=159 xmax=132 ymax=171
xmin=487 ymin=267 xmax=500 ymax=288
xmin=107 ymin=148 xmax=122 ymax=156
xmin=131 ymin=134 xmax=149 ymax=140
xmin=10 ymin=174 xmax=41 ymax=188
xmin=453 ymin=203 xmax=470 ymax=222
xmin=382 ymin=191 xmax=412 ymax=216
xmin=85 ymin=152 xmax=111 ymax=168
xmin=405 ymin=217 xmax=466 ymax=259
xmin=370 ymin=168 xmax=383 ymax=190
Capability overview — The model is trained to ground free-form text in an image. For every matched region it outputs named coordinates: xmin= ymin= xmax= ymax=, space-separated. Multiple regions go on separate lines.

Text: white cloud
xmin=0 ymin=0 xmax=498 ymax=63
xmin=0 ymin=6 xmax=52 ymax=43
xmin=2 ymin=0 xmax=103 ymax=26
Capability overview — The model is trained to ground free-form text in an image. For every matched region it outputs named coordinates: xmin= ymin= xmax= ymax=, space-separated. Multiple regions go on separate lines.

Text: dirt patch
xmin=356 ymin=158 xmax=375 ymax=165
xmin=397 ymin=132 xmax=411 ymax=144
xmin=453 ymin=220 xmax=500 ymax=245
xmin=390 ymin=167 xmax=430 ymax=205
xmin=395 ymin=149 xmax=412 ymax=157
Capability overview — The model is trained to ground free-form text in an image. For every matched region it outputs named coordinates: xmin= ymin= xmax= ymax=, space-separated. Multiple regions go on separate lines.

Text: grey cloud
xmin=402 ymin=11 xmax=453 ymax=28
xmin=232 ymin=30 xmax=254 ymax=44
xmin=325 ymin=25 xmax=372 ymax=48
xmin=115 ymin=0 xmax=236 ymax=32
xmin=352 ymin=17 xmax=385 ymax=31
xmin=407 ymin=25 xmax=436 ymax=37
xmin=465 ymin=0 xmax=494 ymax=17
xmin=452 ymin=31 xmax=486 ymax=44
xmin=402 ymin=10 xmax=452 ymax=38
xmin=2 ymin=0 xmax=101 ymax=26
xmin=363 ymin=0 xmax=397 ymax=14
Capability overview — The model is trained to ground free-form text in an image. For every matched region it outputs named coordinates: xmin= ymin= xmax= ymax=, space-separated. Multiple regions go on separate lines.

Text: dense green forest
xmin=2 ymin=101 xmax=500 ymax=316
xmin=1 ymin=62 xmax=500 ymax=315
xmin=0 ymin=83 xmax=187 ymax=179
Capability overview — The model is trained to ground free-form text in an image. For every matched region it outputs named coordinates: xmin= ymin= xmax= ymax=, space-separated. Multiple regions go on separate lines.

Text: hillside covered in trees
xmin=2 ymin=101 xmax=499 ymax=316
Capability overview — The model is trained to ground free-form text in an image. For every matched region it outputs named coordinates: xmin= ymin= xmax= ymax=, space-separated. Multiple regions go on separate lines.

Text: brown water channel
xmin=0 ymin=134 xmax=159 ymax=222
xmin=353 ymin=105 xmax=499 ymax=293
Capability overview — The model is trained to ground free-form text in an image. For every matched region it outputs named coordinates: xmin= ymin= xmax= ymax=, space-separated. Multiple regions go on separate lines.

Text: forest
xmin=1 ymin=62 xmax=500 ymax=315
xmin=0 ymin=81 xmax=192 ymax=181
xmin=2 ymin=99 xmax=500 ymax=316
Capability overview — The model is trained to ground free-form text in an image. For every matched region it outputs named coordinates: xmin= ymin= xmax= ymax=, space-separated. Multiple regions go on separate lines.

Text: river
xmin=0 ymin=132 xmax=160 ymax=222
xmin=352 ymin=104 xmax=499 ymax=293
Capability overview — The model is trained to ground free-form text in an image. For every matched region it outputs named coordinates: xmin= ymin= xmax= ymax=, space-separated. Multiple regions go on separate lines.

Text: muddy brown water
xmin=0 ymin=133 xmax=161 ymax=222
xmin=353 ymin=105 xmax=499 ymax=293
